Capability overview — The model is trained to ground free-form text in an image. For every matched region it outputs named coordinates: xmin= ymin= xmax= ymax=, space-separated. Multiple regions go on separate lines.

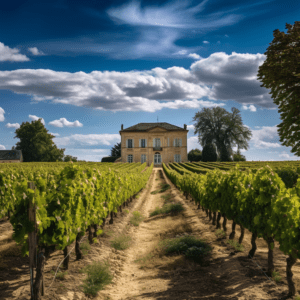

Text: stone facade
xmin=119 ymin=122 xmax=188 ymax=166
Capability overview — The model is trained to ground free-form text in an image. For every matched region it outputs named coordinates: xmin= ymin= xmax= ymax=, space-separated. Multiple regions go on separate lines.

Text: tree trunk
xmin=101 ymin=217 xmax=106 ymax=228
xmin=229 ymin=221 xmax=236 ymax=239
xmin=93 ymin=224 xmax=98 ymax=238
xmin=114 ymin=212 xmax=117 ymax=218
xmin=119 ymin=205 xmax=122 ymax=213
xmin=212 ymin=212 xmax=216 ymax=225
xmin=109 ymin=211 xmax=114 ymax=224
xmin=287 ymin=253 xmax=297 ymax=297
xmin=248 ymin=232 xmax=258 ymax=259
xmin=123 ymin=202 xmax=126 ymax=208
xmin=197 ymin=204 xmax=200 ymax=210
xmin=63 ymin=246 xmax=69 ymax=270
xmin=238 ymin=225 xmax=245 ymax=244
xmin=33 ymin=249 xmax=45 ymax=299
xmin=7 ymin=209 xmax=10 ymax=220
xmin=266 ymin=236 xmax=275 ymax=276
xmin=205 ymin=208 xmax=208 ymax=216
xmin=222 ymin=214 xmax=227 ymax=232
xmin=88 ymin=225 xmax=93 ymax=244
xmin=216 ymin=212 xmax=221 ymax=229
xmin=75 ymin=233 xmax=83 ymax=260
xmin=208 ymin=210 xmax=212 ymax=221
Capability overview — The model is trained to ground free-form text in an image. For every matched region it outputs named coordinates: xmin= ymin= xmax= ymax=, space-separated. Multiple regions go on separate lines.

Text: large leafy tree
xmin=202 ymin=143 xmax=218 ymax=162
xmin=14 ymin=118 xmax=65 ymax=162
xmin=188 ymin=148 xmax=202 ymax=162
xmin=257 ymin=21 xmax=300 ymax=156
xmin=192 ymin=107 xmax=252 ymax=161
xmin=63 ymin=155 xmax=78 ymax=162
xmin=110 ymin=142 xmax=121 ymax=157
xmin=232 ymin=148 xmax=246 ymax=162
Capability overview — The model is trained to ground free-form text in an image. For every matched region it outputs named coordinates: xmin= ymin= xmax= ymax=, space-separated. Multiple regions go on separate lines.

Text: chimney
xmin=184 ymin=124 xmax=187 ymax=130
xmin=121 ymin=124 xmax=123 ymax=130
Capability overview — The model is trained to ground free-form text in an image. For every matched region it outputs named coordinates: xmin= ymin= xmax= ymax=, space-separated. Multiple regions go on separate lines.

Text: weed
xmin=80 ymin=241 xmax=91 ymax=255
xmin=80 ymin=261 xmax=113 ymax=296
xmin=130 ymin=211 xmax=145 ymax=226
xmin=225 ymin=239 xmax=244 ymax=252
xmin=150 ymin=184 xmax=170 ymax=194
xmin=123 ymin=209 xmax=129 ymax=214
xmin=159 ymin=235 xmax=212 ymax=264
xmin=215 ymin=229 xmax=226 ymax=239
xmin=134 ymin=253 xmax=154 ymax=265
xmin=149 ymin=203 xmax=184 ymax=217
xmin=50 ymin=270 xmax=68 ymax=280
xmin=272 ymin=271 xmax=282 ymax=283
xmin=111 ymin=235 xmax=132 ymax=250
xmin=161 ymin=194 xmax=172 ymax=203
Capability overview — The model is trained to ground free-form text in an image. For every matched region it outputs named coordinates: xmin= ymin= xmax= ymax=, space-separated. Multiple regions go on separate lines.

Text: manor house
xmin=119 ymin=122 xmax=188 ymax=166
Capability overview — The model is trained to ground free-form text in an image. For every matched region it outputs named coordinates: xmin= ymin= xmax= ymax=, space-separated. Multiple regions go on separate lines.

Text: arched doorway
xmin=154 ymin=152 xmax=162 ymax=166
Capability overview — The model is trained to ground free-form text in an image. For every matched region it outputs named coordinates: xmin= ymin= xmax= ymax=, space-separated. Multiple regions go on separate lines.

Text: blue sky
xmin=0 ymin=0 xmax=299 ymax=162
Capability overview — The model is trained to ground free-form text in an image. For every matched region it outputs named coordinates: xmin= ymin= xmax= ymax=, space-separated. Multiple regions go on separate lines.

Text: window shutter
xmin=174 ymin=154 xmax=176 ymax=162
xmin=180 ymin=139 xmax=182 ymax=147
xmin=173 ymin=139 xmax=175 ymax=146
xmin=145 ymin=139 xmax=147 ymax=147
xmin=153 ymin=138 xmax=155 ymax=147
xmin=139 ymin=139 xmax=141 ymax=147
xmin=168 ymin=137 xmax=169 ymax=147
xmin=126 ymin=139 xmax=128 ymax=148
xmin=132 ymin=139 xmax=134 ymax=148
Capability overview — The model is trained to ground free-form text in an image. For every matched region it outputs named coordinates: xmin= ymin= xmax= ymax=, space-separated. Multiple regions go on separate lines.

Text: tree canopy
xmin=232 ymin=148 xmax=246 ymax=162
xmin=14 ymin=118 xmax=65 ymax=162
xmin=63 ymin=155 xmax=78 ymax=162
xmin=192 ymin=106 xmax=252 ymax=161
xmin=257 ymin=21 xmax=300 ymax=156
xmin=111 ymin=142 xmax=121 ymax=157
xmin=188 ymin=148 xmax=202 ymax=162
xmin=202 ymin=143 xmax=218 ymax=162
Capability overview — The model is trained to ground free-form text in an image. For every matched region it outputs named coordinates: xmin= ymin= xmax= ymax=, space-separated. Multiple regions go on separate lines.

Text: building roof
xmin=0 ymin=150 xmax=23 ymax=160
xmin=120 ymin=122 xmax=187 ymax=132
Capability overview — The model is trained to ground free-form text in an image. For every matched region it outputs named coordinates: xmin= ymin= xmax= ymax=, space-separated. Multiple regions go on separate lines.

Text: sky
xmin=0 ymin=0 xmax=299 ymax=162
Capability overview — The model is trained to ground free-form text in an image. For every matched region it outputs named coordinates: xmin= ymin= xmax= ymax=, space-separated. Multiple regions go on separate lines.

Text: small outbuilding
xmin=0 ymin=150 xmax=23 ymax=163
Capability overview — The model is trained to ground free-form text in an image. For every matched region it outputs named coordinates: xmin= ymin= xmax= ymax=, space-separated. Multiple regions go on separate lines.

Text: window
xmin=141 ymin=139 xmax=146 ymax=148
xmin=128 ymin=139 xmax=133 ymax=148
xmin=174 ymin=138 xmax=182 ymax=147
xmin=174 ymin=154 xmax=181 ymax=162
xmin=127 ymin=154 xmax=133 ymax=163
xmin=154 ymin=138 xmax=161 ymax=147
xmin=141 ymin=154 xmax=146 ymax=163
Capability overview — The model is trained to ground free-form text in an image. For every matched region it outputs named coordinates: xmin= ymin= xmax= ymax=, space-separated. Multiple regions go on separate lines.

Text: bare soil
xmin=1 ymin=167 xmax=300 ymax=299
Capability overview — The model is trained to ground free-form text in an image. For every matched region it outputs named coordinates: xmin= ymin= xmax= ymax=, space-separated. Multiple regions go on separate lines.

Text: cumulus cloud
xmin=49 ymin=132 xmax=60 ymax=136
xmin=49 ymin=118 xmax=83 ymax=128
xmin=0 ymin=51 xmax=275 ymax=111
xmin=63 ymin=149 xmax=110 ymax=162
xmin=0 ymin=107 xmax=4 ymax=121
xmin=54 ymin=134 xmax=120 ymax=146
xmin=0 ymin=145 xmax=6 ymax=150
xmin=250 ymin=126 xmax=281 ymax=149
xmin=5 ymin=123 xmax=20 ymax=129
xmin=241 ymin=104 xmax=257 ymax=112
xmin=203 ymin=41 xmax=209 ymax=44
xmin=29 ymin=115 xmax=45 ymax=125
xmin=28 ymin=47 xmax=45 ymax=56
xmin=0 ymin=42 xmax=29 ymax=62
xmin=187 ymin=136 xmax=201 ymax=153
xmin=186 ymin=125 xmax=195 ymax=132
xmin=188 ymin=53 xmax=201 ymax=60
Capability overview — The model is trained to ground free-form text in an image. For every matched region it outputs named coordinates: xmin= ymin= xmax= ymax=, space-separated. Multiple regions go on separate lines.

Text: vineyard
xmin=1 ymin=160 xmax=300 ymax=299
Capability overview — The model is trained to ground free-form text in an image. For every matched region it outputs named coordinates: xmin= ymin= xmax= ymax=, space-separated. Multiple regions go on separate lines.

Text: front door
xmin=154 ymin=152 xmax=162 ymax=165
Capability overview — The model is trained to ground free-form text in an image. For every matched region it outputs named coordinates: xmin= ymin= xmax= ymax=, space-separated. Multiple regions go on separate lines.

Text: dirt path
xmin=1 ymin=167 xmax=300 ymax=299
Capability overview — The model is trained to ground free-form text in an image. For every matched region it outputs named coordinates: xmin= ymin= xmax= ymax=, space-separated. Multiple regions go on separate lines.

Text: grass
xmin=110 ymin=235 xmax=133 ymax=250
xmin=134 ymin=253 xmax=155 ymax=269
xmin=272 ymin=271 xmax=282 ymax=283
xmin=123 ymin=209 xmax=129 ymax=214
xmin=215 ymin=229 xmax=226 ymax=239
xmin=80 ymin=241 xmax=91 ymax=255
xmin=50 ymin=270 xmax=68 ymax=280
xmin=150 ymin=184 xmax=170 ymax=194
xmin=149 ymin=203 xmax=184 ymax=217
xmin=79 ymin=261 xmax=113 ymax=296
xmin=159 ymin=235 xmax=212 ymax=264
xmin=161 ymin=194 xmax=172 ymax=203
xmin=130 ymin=211 xmax=145 ymax=226
xmin=225 ymin=239 xmax=244 ymax=252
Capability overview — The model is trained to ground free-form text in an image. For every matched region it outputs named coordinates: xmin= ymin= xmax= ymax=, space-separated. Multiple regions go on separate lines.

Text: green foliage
xmin=110 ymin=235 xmax=132 ymax=250
xmin=275 ymin=167 xmax=298 ymax=188
xmin=130 ymin=211 xmax=145 ymax=226
xmin=14 ymin=118 xmax=65 ymax=162
xmin=110 ymin=142 xmax=121 ymax=157
xmin=101 ymin=156 xmax=120 ymax=162
xmin=257 ymin=21 xmax=300 ymax=157
xmin=63 ymin=155 xmax=78 ymax=162
xmin=233 ymin=149 xmax=246 ymax=161
xmin=202 ymin=143 xmax=218 ymax=162
xmin=215 ymin=229 xmax=226 ymax=239
xmin=225 ymin=239 xmax=244 ymax=252
xmin=80 ymin=261 xmax=113 ymax=296
xmin=149 ymin=203 xmax=184 ymax=217
xmin=188 ymin=148 xmax=202 ymax=162
xmin=80 ymin=241 xmax=91 ymax=255
xmin=159 ymin=235 xmax=212 ymax=264
xmin=150 ymin=183 xmax=170 ymax=194
xmin=50 ymin=270 xmax=68 ymax=280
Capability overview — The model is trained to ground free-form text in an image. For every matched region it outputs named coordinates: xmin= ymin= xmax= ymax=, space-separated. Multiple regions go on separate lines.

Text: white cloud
xmin=28 ymin=47 xmax=45 ymax=56
xmin=49 ymin=132 xmax=60 ymax=136
xmin=250 ymin=126 xmax=281 ymax=149
xmin=176 ymin=50 xmax=188 ymax=55
xmin=49 ymin=118 xmax=83 ymax=128
xmin=225 ymin=34 xmax=229 ymax=37
xmin=254 ymin=126 xmax=261 ymax=129
xmin=188 ymin=53 xmax=201 ymax=60
xmin=0 ymin=107 xmax=4 ymax=121
xmin=54 ymin=134 xmax=120 ymax=146
xmin=29 ymin=115 xmax=45 ymax=125
xmin=63 ymin=148 xmax=110 ymax=162
xmin=241 ymin=104 xmax=257 ymax=112
xmin=279 ymin=153 xmax=291 ymax=159
xmin=5 ymin=123 xmax=20 ymax=129
xmin=0 ymin=145 xmax=6 ymax=150
xmin=0 ymin=51 xmax=276 ymax=112
xmin=187 ymin=136 xmax=201 ymax=153
xmin=203 ymin=41 xmax=209 ymax=44
xmin=0 ymin=42 xmax=29 ymax=62
xmin=187 ymin=124 xmax=195 ymax=132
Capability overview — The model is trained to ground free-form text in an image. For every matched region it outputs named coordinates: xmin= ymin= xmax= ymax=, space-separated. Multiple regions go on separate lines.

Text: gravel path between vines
xmin=1 ymin=167 xmax=300 ymax=299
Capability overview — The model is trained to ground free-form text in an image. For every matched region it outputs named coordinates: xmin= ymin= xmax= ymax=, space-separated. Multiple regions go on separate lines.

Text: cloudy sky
xmin=0 ymin=0 xmax=299 ymax=162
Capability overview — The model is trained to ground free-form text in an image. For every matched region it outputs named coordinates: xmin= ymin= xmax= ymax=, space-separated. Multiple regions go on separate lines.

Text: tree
xmin=110 ymin=142 xmax=121 ymax=157
xmin=192 ymin=106 xmax=252 ymax=162
xmin=188 ymin=148 xmax=202 ymax=162
xmin=202 ymin=143 xmax=218 ymax=162
xmin=14 ymin=118 xmax=65 ymax=162
xmin=257 ymin=21 xmax=300 ymax=156
xmin=63 ymin=155 xmax=78 ymax=162
xmin=232 ymin=148 xmax=246 ymax=162
xmin=11 ymin=146 xmax=16 ymax=150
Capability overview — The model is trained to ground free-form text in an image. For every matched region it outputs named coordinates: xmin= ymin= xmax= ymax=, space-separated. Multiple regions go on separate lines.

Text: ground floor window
xmin=154 ymin=152 xmax=162 ymax=164
xmin=174 ymin=154 xmax=181 ymax=162
xmin=127 ymin=154 xmax=133 ymax=163
xmin=141 ymin=154 xmax=146 ymax=163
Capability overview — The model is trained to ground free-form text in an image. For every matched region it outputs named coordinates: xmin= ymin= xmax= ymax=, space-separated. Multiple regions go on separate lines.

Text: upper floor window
xmin=174 ymin=138 xmax=182 ymax=147
xmin=154 ymin=138 xmax=161 ymax=147
xmin=140 ymin=139 xmax=146 ymax=148
xmin=127 ymin=139 xmax=133 ymax=148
